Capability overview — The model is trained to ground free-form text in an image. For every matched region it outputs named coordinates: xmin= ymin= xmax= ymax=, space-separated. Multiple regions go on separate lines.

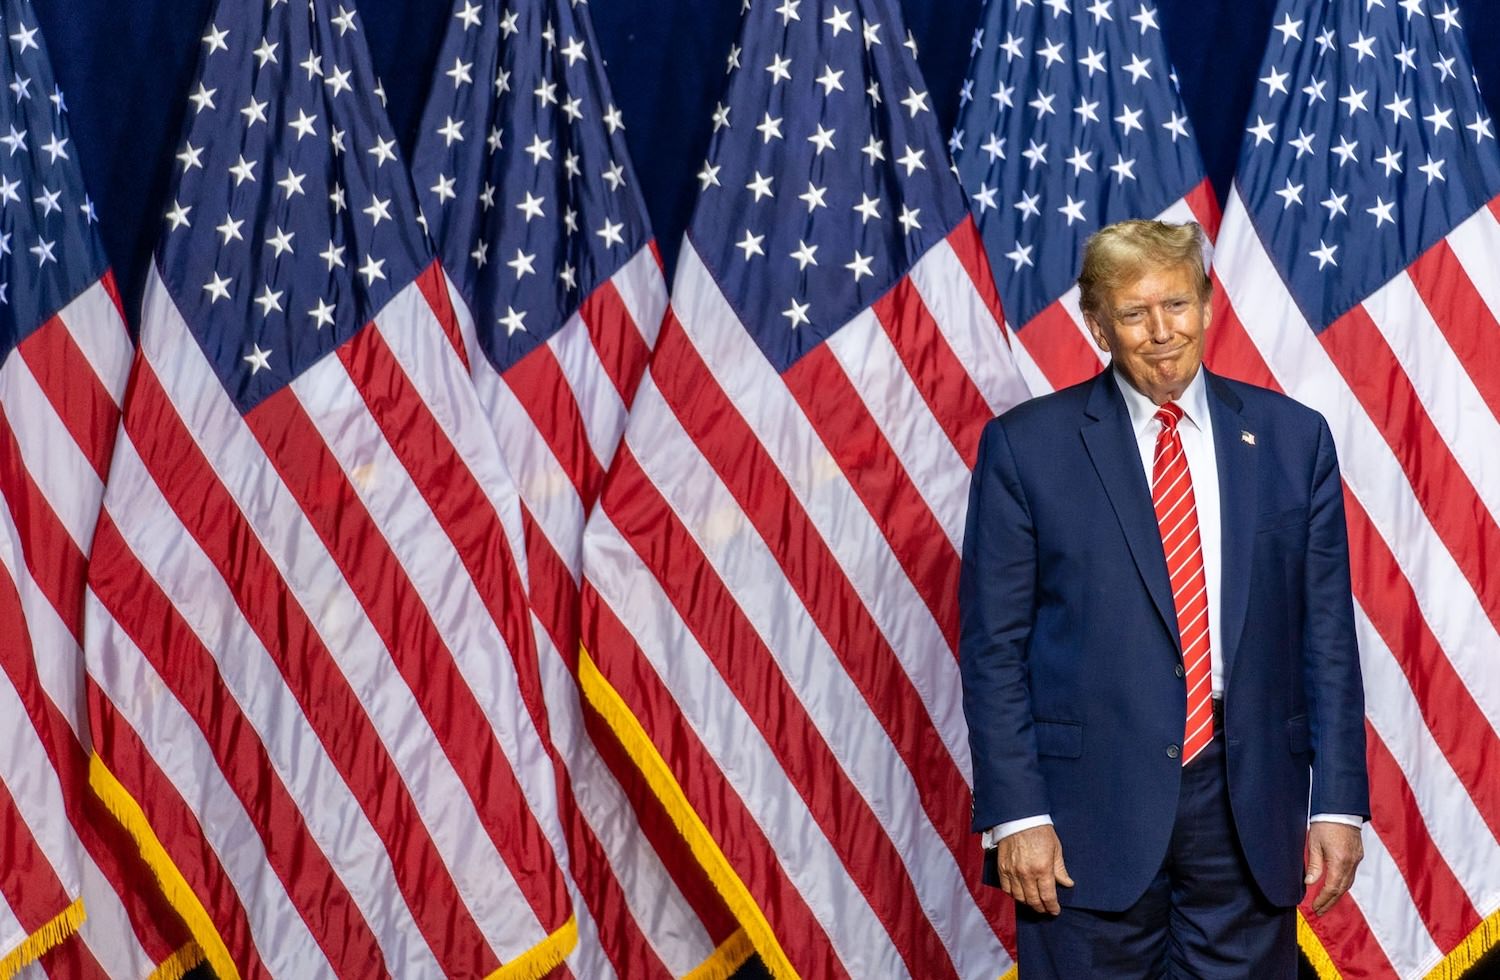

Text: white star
xmin=203 ymin=272 xmax=232 ymax=303
xmin=1394 ymin=45 xmax=1417 ymax=72
xmin=1468 ymin=114 xmax=1495 ymax=143
xmin=1288 ymin=128 xmax=1316 ymax=157
xmin=992 ymin=80 xmax=1015 ymax=108
xmin=1348 ymin=32 xmax=1376 ymax=60
xmin=330 ymin=127 xmax=346 ymax=154
xmin=777 ymin=0 xmax=801 ymax=23
xmin=0 ymin=125 xmax=25 ymax=156
xmin=1339 ymin=86 xmax=1368 ymax=115
xmin=765 ymin=52 xmax=792 ymax=84
xmin=499 ymin=10 xmax=520 ymax=37
xmin=486 ymin=125 xmax=503 ymax=151
xmin=0 ymin=175 xmax=18 ymax=204
xmin=211 ymin=214 xmax=242 ymax=244
xmin=438 ymin=116 xmax=465 ymax=146
xmin=368 ymin=136 xmax=398 ymax=167
xmin=277 ymin=169 xmax=306 ymax=198
xmin=1314 ymin=28 xmax=1335 ymax=53
xmin=359 ymin=255 xmax=387 ymax=285
xmin=853 ymin=194 xmax=881 ymax=223
xmin=309 ymin=298 xmax=336 ymax=330
xmin=862 ymin=135 xmax=885 ymax=164
xmin=1434 ymin=3 xmax=1460 ymax=31
xmin=1309 ymin=240 xmax=1338 ymax=269
xmin=1057 ymin=195 xmax=1086 ymax=225
xmin=711 ymin=102 xmax=731 ymax=131
xmin=1432 ymin=54 xmax=1457 ymax=82
xmin=1376 ymin=145 xmax=1403 ymax=175
xmin=1162 ymin=112 xmax=1189 ymax=141
xmin=29 ymin=237 xmax=54 ymax=265
xmin=1110 ymin=154 xmax=1137 ymax=182
xmin=39 ymin=133 xmax=68 ymax=163
xmin=783 ymin=298 xmax=811 ymax=329
xmin=698 ymin=161 xmax=721 ymax=189
xmin=863 ymin=20 xmax=882 ymax=48
xmin=790 ymin=239 xmax=818 ymax=270
xmin=561 ymin=95 xmax=583 ymax=122
xmin=1074 ymin=96 xmax=1101 ymax=125
xmin=603 ymin=104 xmax=625 ymax=133
xmin=845 ymin=251 xmax=874 ymax=281
xmin=1259 ymin=65 xmax=1289 ymax=97
xmin=746 ymin=171 xmax=774 ymax=201
xmin=798 ymin=182 xmax=828 ymax=211
xmin=1044 ymin=0 xmax=1071 ymax=15
xmin=479 ymin=183 xmax=496 ymax=210
xmin=561 ymin=36 xmax=587 ymax=65
xmin=1118 ymin=54 xmax=1149 ymax=85
xmin=1399 ymin=0 xmax=1424 ymax=15
xmin=1005 ymin=243 xmax=1034 ymax=269
xmin=897 ymin=144 xmax=926 ymax=175
xmin=808 ymin=124 xmax=837 ymax=154
xmin=898 ymin=204 xmax=921 ymax=234
xmin=1066 ymin=146 xmax=1093 ymax=174
xmin=597 ymin=218 xmax=625 ymax=248
xmin=1418 ymin=154 xmax=1447 ymax=183
xmin=363 ymin=195 xmax=392 ymax=225
xmin=1022 ymin=138 xmax=1048 ymax=168
xmin=517 ymin=191 xmax=545 ymax=221
xmin=1332 ymin=136 xmax=1359 ymax=165
xmin=1274 ymin=178 xmax=1304 ymax=208
xmin=1014 ymin=190 xmax=1042 ymax=220
xmin=736 ymin=229 xmax=765 ymax=259
xmin=603 ymin=161 xmax=626 ymax=190
xmin=1384 ymin=93 xmax=1412 ymax=123
xmin=825 ymin=6 xmax=852 ymax=34
xmin=1115 ymin=104 xmax=1144 ymax=135
xmin=329 ymin=185 xmax=346 ymax=213
xmin=1367 ymin=196 xmax=1396 ymax=226
xmin=1000 ymin=31 xmax=1024 ymax=61
xmin=1321 ymin=191 xmax=1349 ymax=218
xmin=1424 ymin=104 xmax=1454 ymax=134
xmin=331 ymin=6 xmax=358 ymax=35
xmin=1038 ymin=38 xmax=1066 ymax=68
xmin=558 ymin=263 xmax=576 ymax=290
xmin=240 ymin=96 xmax=268 ymax=126
xmin=243 ymin=345 xmax=271 ymax=375
xmin=1079 ymin=46 xmax=1106 ymax=75
xmin=252 ymin=283 xmax=285 ymax=318
xmin=32 ymin=186 xmax=60 ymax=216
xmin=1087 ymin=0 xmax=1113 ymax=21
xmin=471 ymin=240 xmax=488 ymax=268
xmin=1029 ymin=90 xmax=1056 ymax=118
xmin=164 ymin=199 xmax=191 ymax=230
xmin=265 ymin=226 xmax=295 ymax=257
xmin=534 ymin=79 xmax=558 ymax=109
xmin=455 ymin=1 xmax=482 ymax=29
xmin=816 ymin=66 xmax=844 ymax=94
xmin=325 ymin=66 xmax=353 ymax=97
xmin=1245 ymin=115 xmax=1276 ymax=146
xmin=321 ymin=241 xmax=346 ymax=270
xmin=202 ymin=23 xmax=229 ymax=54
xmin=901 ymin=87 xmax=930 ymax=117
xmin=498 ymin=305 xmax=529 ymax=337
xmin=756 ymin=112 xmax=784 ymax=143
xmin=1273 ymin=12 xmax=1302 ymax=41
xmin=10 ymin=73 xmax=31 ymax=101
xmin=1130 ymin=4 xmax=1159 ymax=32
xmin=9 ymin=22 xmax=39 ymax=52
xmin=80 ymin=196 xmax=97 ymax=224
xmin=188 ymin=82 xmax=216 ymax=113
xmin=981 ymin=133 xmax=1006 ymax=161
xmin=289 ymin=109 xmax=318 ymax=140
xmin=525 ymin=133 xmax=553 ymax=163
xmin=300 ymin=51 xmax=323 ymax=79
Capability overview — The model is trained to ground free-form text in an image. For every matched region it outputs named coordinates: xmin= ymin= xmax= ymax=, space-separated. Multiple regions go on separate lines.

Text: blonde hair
xmin=1077 ymin=220 xmax=1211 ymax=318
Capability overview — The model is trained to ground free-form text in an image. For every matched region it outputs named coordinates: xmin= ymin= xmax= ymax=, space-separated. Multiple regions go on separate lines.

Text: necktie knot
xmin=1154 ymin=401 xmax=1185 ymax=434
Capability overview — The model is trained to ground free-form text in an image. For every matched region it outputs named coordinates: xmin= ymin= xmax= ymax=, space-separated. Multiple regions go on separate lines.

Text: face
xmin=1084 ymin=262 xmax=1210 ymax=406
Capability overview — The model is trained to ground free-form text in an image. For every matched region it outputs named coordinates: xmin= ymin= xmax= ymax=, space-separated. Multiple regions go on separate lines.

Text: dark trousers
xmin=1015 ymin=734 xmax=1297 ymax=978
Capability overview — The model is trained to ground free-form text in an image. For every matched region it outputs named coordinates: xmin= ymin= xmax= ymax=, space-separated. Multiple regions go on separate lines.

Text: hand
xmin=997 ymin=824 xmax=1074 ymax=915
xmin=1305 ymin=822 xmax=1363 ymax=915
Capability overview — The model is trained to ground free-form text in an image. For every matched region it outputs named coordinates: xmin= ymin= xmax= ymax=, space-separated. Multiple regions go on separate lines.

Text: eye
xmin=1165 ymin=300 xmax=1191 ymax=314
xmin=1117 ymin=310 xmax=1145 ymax=325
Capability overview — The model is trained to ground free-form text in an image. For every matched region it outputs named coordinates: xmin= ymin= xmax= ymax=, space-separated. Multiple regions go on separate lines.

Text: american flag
xmin=0 ymin=2 xmax=199 ymax=975
xmin=81 ymin=1 xmax=579 ymax=976
xmin=953 ymin=0 xmax=1219 ymax=398
xmin=409 ymin=0 xmax=743 ymax=976
xmin=577 ymin=0 xmax=1030 ymax=974
xmin=1209 ymin=1 xmax=1500 ymax=976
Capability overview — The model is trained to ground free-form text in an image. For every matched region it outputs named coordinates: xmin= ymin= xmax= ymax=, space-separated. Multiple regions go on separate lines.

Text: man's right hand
xmin=997 ymin=824 xmax=1074 ymax=915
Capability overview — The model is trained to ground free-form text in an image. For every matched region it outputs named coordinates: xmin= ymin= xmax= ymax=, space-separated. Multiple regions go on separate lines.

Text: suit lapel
xmin=1080 ymin=371 xmax=1179 ymax=646
xmin=1206 ymin=370 xmax=1257 ymax=688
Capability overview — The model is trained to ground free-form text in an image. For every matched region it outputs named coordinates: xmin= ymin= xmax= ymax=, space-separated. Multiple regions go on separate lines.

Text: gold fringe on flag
xmin=0 ymin=896 xmax=85 ymax=980
xmin=578 ymin=644 xmax=798 ymax=978
xmin=1299 ymin=905 xmax=1500 ymax=980
xmin=148 ymin=942 xmax=206 ymax=980
xmin=485 ymin=915 xmax=577 ymax=980
xmin=88 ymin=754 xmax=239 ymax=980
xmin=684 ymin=927 xmax=755 ymax=980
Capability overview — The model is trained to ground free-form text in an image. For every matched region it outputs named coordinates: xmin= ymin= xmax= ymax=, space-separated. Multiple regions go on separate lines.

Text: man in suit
xmin=959 ymin=220 xmax=1369 ymax=976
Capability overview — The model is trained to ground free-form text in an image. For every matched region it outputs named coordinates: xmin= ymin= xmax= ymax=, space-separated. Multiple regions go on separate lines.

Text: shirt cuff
xmin=981 ymin=814 xmax=1053 ymax=849
xmin=1310 ymin=813 xmax=1363 ymax=828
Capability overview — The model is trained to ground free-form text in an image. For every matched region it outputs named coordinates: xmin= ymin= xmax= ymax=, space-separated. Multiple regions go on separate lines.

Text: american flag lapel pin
xmin=1241 ymin=430 xmax=1256 ymax=446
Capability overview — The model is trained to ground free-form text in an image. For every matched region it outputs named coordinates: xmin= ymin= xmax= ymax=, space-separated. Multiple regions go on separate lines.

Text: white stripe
xmin=1353 ymin=604 xmax=1500 ymax=912
xmin=1363 ymin=271 xmax=1500 ymax=518
xmin=624 ymin=373 xmax=1004 ymax=969
xmin=0 ymin=355 xmax=102 ymax=551
xmin=1342 ymin=826 xmax=1441 ymax=978
xmin=0 ymin=668 xmax=82 ymax=896
xmin=57 ymin=278 xmax=133 ymax=408
xmin=824 ymin=309 xmax=969 ymax=550
xmin=583 ymin=507 xmax=912 ymax=978
xmin=83 ymin=599 xmax=339 ymax=978
xmin=1216 ymin=189 xmax=1500 ymax=733
xmin=610 ymin=244 xmax=668 ymax=348
xmin=671 ymin=243 xmax=971 ymax=776
xmin=1444 ymin=202 xmax=1500 ymax=329
xmin=548 ymin=312 xmax=629 ymax=467
xmin=907 ymin=237 xmax=1031 ymax=415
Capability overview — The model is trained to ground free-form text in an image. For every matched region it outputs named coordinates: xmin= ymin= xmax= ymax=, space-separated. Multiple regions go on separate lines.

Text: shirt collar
xmin=1112 ymin=363 xmax=1210 ymax=438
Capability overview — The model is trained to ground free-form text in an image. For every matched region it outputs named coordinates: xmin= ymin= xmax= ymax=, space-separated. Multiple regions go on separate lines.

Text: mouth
xmin=1142 ymin=346 xmax=1187 ymax=362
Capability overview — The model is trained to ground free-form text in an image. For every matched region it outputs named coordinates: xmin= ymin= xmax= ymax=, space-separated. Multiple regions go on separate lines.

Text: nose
xmin=1146 ymin=308 xmax=1173 ymax=342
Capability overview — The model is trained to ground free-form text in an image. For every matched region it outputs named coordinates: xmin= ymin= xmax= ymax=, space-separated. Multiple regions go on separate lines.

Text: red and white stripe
xmin=83 ymin=265 xmax=574 ymax=979
xmin=446 ymin=244 xmax=740 ymax=979
xmin=1209 ymin=188 xmax=1500 ymax=979
xmin=581 ymin=219 xmax=1030 ymax=978
xmin=0 ymin=275 xmax=195 ymax=977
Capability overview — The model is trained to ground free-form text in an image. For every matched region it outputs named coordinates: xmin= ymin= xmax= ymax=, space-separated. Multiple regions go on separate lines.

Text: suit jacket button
xmin=1174 ymin=663 xmax=1185 ymax=678
xmin=1167 ymin=744 xmax=1180 ymax=759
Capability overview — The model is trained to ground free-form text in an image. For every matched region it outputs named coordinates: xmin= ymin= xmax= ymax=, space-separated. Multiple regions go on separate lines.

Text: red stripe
xmin=86 ymin=688 xmax=272 ymax=980
xmin=1015 ymin=301 xmax=1104 ymax=392
xmin=503 ymin=342 xmax=604 ymax=507
xmin=656 ymin=314 xmax=1009 ymax=934
xmin=87 ymin=513 xmax=387 ymax=979
xmin=1182 ymin=178 xmax=1222 ymax=240
xmin=871 ymin=268 xmax=996 ymax=468
xmin=1321 ymin=306 xmax=1500 ymax=637
xmin=414 ymin=262 xmax=470 ymax=371
xmin=579 ymin=278 xmax=652 ymax=411
xmin=117 ymin=363 xmax=488 ymax=977
xmin=1363 ymin=722 xmax=1479 ymax=949
xmin=1341 ymin=489 xmax=1500 ymax=840
xmin=581 ymin=580 xmax=847 ymax=980
xmin=1405 ymin=239 xmax=1500 ymax=421
xmin=784 ymin=344 xmax=961 ymax=652
xmin=17 ymin=316 xmax=119 ymax=481
xmin=1490 ymin=196 xmax=1500 ymax=225
xmin=1299 ymin=895 xmax=1400 ymax=980
xmin=599 ymin=428 xmax=959 ymax=979
xmin=0 ymin=404 xmax=86 ymax=642
xmin=1203 ymin=282 xmax=1280 ymax=390
xmin=98 ymin=269 xmax=127 ymax=325
xmin=35 ymin=926 xmax=110 ymax=980
xmin=946 ymin=218 xmax=1008 ymax=341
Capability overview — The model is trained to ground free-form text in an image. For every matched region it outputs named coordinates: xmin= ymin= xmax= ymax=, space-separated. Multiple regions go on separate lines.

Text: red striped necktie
xmin=1151 ymin=402 xmax=1213 ymax=766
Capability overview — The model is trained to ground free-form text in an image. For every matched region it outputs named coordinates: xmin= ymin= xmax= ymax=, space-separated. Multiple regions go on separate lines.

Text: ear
xmin=1083 ymin=311 xmax=1111 ymax=353
xmin=1201 ymin=294 xmax=1214 ymax=333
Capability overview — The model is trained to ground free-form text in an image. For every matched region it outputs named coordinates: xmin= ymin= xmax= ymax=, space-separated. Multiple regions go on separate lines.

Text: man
xmin=959 ymin=220 xmax=1369 ymax=976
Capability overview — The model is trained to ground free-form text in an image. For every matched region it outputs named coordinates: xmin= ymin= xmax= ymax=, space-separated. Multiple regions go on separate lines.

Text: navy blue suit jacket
xmin=959 ymin=367 xmax=1370 ymax=911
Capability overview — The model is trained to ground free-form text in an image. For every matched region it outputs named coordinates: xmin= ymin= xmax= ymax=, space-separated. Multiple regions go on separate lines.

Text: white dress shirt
xmin=982 ymin=366 xmax=1357 ymax=848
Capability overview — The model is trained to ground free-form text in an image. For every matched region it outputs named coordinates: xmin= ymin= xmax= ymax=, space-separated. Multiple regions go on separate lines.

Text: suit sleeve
xmin=1303 ymin=417 xmax=1371 ymax=818
xmin=959 ymin=418 xmax=1049 ymax=832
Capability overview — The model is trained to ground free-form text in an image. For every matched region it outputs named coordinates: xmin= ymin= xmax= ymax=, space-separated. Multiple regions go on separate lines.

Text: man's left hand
xmin=1305 ymin=822 xmax=1364 ymax=915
